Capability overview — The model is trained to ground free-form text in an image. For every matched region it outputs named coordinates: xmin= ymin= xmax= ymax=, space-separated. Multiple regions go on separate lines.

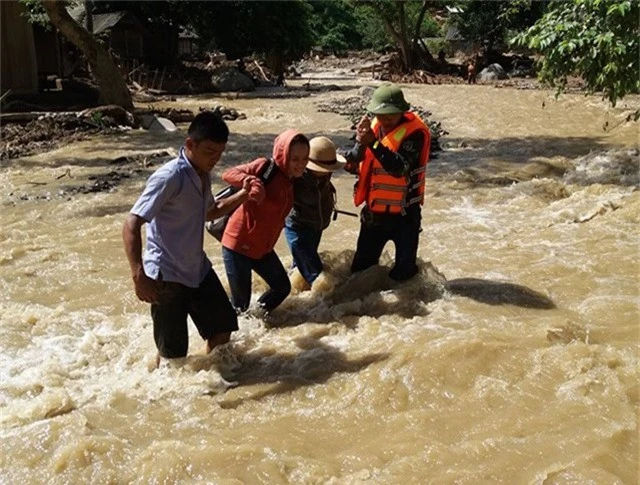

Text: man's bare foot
xmin=154 ymin=353 xmax=161 ymax=369
xmin=205 ymin=332 xmax=231 ymax=354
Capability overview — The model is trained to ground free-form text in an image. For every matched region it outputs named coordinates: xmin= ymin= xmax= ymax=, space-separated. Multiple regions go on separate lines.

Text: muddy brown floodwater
xmin=1 ymin=72 xmax=638 ymax=484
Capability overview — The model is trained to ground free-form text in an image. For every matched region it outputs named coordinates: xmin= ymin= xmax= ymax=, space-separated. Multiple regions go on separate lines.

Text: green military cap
xmin=366 ymin=83 xmax=411 ymax=115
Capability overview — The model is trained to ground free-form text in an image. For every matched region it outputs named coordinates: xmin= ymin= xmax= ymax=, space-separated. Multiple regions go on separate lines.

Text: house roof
xmin=68 ymin=7 xmax=143 ymax=34
xmin=179 ymin=27 xmax=198 ymax=40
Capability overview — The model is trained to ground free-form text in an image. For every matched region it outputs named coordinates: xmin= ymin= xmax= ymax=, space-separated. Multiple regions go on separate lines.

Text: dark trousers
xmin=284 ymin=225 xmax=323 ymax=285
xmin=222 ymin=247 xmax=291 ymax=313
xmin=151 ymin=269 xmax=238 ymax=359
xmin=351 ymin=206 xmax=421 ymax=281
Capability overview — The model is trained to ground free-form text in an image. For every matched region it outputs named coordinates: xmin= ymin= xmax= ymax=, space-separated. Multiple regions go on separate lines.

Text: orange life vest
xmin=354 ymin=113 xmax=431 ymax=214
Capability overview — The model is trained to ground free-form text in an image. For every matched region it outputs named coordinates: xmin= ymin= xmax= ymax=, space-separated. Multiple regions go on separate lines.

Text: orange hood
xmin=272 ymin=129 xmax=304 ymax=176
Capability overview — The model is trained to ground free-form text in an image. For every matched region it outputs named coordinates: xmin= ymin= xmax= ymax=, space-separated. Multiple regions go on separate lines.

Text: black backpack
xmin=206 ymin=158 xmax=278 ymax=241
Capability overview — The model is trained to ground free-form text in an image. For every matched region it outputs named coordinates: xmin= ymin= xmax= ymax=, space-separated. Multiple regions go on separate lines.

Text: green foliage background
xmin=514 ymin=0 xmax=639 ymax=105
xmin=20 ymin=0 xmax=640 ymax=106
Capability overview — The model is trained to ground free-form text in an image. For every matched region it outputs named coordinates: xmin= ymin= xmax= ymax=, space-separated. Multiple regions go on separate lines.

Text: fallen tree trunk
xmin=42 ymin=0 xmax=133 ymax=108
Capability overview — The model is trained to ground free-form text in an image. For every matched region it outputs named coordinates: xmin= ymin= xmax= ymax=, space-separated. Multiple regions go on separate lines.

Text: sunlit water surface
xmin=1 ymin=78 xmax=638 ymax=484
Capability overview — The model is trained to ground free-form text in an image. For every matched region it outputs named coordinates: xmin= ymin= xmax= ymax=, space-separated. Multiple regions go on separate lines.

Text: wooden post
xmin=158 ymin=66 xmax=166 ymax=91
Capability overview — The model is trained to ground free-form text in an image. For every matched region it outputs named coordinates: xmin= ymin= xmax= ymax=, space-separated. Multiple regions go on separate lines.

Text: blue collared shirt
xmin=130 ymin=148 xmax=215 ymax=288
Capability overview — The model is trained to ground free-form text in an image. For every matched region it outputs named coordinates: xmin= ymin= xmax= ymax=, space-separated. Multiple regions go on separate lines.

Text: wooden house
xmin=1 ymin=1 xmax=38 ymax=95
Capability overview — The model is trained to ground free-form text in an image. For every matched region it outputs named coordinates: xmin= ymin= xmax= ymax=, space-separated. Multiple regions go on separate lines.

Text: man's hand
xmin=123 ymin=214 xmax=160 ymax=303
xmin=344 ymin=160 xmax=359 ymax=174
xmin=356 ymin=114 xmax=371 ymax=132
xmin=133 ymin=267 xmax=160 ymax=303
xmin=356 ymin=115 xmax=375 ymax=146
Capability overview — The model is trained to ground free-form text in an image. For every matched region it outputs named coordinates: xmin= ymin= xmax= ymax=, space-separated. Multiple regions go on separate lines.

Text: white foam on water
xmin=445 ymin=195 xmax=497 ymax=229
xmin=2 ymin=90 xmax=639 ymax=483
xmin=564 ymin=148 xmax=639 ymax=187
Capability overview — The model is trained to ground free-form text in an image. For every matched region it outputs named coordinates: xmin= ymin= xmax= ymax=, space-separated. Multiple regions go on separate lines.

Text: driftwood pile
xmin=1 ymin=104 xmax=246 ymax=160
xmin=355 ymin=51 xmax=465 ymax=84
xmin=5 ymin=149 xmax=176 ymax=205
xmin=134 ymin=105 xmax=246 ymax=124
xmin=357 ymin=52 xmax=405 ymax=81
xmin=204 ymin=105 xmax=246 ymax=120
xmin=125 ymin=54 xmax=282 ymax=104
xmin=1 ymin=108 xmax=133 ymax=160
xmin=390 ymin=70 xmax=466 ymax=85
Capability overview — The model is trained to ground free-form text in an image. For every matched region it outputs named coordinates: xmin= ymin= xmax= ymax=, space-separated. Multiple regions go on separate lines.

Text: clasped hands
xmin=242 ymin=175 xmax=265 ymax=204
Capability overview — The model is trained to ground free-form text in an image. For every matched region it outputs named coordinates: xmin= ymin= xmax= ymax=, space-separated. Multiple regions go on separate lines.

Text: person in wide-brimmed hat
xmin=343 ymin=83 xmax=432 ymax=282
xmin=285 ymin=136 xmax=346 ymax=288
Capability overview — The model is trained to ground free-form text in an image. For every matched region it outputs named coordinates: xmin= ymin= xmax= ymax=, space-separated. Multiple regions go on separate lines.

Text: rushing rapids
xmin=1 ymin=77 xmax=638 ymax=483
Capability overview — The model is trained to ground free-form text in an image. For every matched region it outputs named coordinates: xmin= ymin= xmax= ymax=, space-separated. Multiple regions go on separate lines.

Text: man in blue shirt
xmin=123 ymin=112 xmax=258 ymax=366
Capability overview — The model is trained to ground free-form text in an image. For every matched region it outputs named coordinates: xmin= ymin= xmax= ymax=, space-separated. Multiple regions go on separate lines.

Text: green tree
xmin=307 ymin=0 xmax=362 ymax=53
xmin=20 ymin=0 xmax=50 ymax=26
xmin=513 ymin=0 xmax=639 ymax=106
xmin=352 ymin=0 xmax=442 ymax=71
xmin=190 ymin=1 xmax=314 ymax=74
xmin=452 ymin=0 xmax=546 ymax=53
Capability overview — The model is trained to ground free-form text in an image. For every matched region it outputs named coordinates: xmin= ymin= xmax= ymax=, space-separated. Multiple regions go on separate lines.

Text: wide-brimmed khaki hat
xmin=307 ymin=136 xmax=346 ymax=173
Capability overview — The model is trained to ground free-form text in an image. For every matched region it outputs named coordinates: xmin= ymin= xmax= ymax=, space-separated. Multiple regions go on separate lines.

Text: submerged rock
xmin=445 ymin=278 xmax=556 ymax=309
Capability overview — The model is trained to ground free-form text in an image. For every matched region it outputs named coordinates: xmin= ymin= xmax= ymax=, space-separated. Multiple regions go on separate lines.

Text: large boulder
xmin=478 ymin=63 xmax=508 ymax=81
xmin=210 ymin=67 xmax=255 ymax=92
xmin=79 ymin=105 xmax=135 ymax=127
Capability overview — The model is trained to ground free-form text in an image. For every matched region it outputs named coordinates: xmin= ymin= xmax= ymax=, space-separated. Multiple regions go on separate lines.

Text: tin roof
xmin=68 ymin=7 xmax=142 ymax=34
